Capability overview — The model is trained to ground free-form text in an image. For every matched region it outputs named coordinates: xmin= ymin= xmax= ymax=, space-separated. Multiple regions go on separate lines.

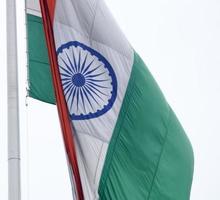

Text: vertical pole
xmin=6 ymin=0 xmax=21 ymax=200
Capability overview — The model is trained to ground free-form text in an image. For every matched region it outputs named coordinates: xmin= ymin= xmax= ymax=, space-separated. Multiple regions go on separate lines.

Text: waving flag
xmin=27 ymin=0 xmax=194 ymax=199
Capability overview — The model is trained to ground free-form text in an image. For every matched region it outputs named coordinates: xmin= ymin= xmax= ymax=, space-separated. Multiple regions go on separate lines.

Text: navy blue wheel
xmin=57 ymin=41 xmax=117 ymax=120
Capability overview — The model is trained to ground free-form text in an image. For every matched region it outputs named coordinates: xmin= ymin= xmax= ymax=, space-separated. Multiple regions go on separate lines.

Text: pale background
xmin=0 ymin=0 xmax=220 ymax=199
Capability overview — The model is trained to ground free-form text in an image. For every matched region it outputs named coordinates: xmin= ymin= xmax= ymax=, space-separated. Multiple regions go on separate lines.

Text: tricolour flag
xmin=27 ymin=0 xmax=194 ymax=199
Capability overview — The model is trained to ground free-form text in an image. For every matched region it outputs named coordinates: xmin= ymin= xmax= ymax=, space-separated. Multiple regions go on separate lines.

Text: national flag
xmin=27 ymin=0 xmax=194 ymax=199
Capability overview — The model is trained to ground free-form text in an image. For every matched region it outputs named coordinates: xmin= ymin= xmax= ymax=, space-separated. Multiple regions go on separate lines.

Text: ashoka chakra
xmin=57 ymin=41 xmax=117 ymax=120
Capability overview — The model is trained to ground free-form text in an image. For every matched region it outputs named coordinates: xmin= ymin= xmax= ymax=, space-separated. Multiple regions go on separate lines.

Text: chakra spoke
xmin=77 ymin=50 xmax=81 ymax=73
xmin=60 ymin=57 xmax=74 ymax=74
xmin=81 ymin=86 xmax=94 ymax=110
xmin=84 ymin=85 xmax=105 ymax=102
xmin=70 ymin=87 xmax=77 ymax=110
xmin=82 ymin=59 xmax=95 ymax=74
xmin=86 ymin=83 xmax=108 ymax=97
xmin=84 ymin=64 xmax=102 ymax=76
xmin=63 ymin=81 xmax=73 ymax=93
xmin=86 ymin=81 xmax=111 ymax=89
xmin=62 ymin=81 xmax=72 ymax=89
xmin=63 ymin=82 xmax=73 ymax=92
xmin=86 ymin=78 xmax=110 ymax=83
xmin=66 ymin=85 xmax=75 ymax=103
xmin=65 ymin=52 xmax=76 ymax=73
xmin=76 ymin=87 xmax=80 ymax=111
xmin=80 ymin=53 xmax=88 ymax=73
xmin=61 ymin=78 xmax=72 ymax=82
xmin=84 ymin=71 xmax=106 ymax=79
xmin=79 ymin=88 xmax=86 ymax=113
xmin=60 ymin=73 xmax=72 ymax=78
xmin=59 ymin=65 xmax=73 ymax=76
xmin=72 ymin=48 xmax=78 ymax=72
xmin=83 ymin=86 xmax=101 ymax=107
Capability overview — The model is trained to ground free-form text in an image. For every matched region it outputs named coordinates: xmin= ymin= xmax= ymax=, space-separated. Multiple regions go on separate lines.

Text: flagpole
xmin=6 ymin=0 xmax=21 ymax=200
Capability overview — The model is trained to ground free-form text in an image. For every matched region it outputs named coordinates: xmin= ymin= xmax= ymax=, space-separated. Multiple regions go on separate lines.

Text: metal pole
xmin=6 ymin=0 xmax=21 ymax=200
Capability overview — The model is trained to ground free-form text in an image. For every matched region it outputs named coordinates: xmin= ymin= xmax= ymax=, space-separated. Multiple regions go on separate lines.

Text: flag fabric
xmin=27 ymin=1 xmax=55 ymax=104
xmin=27 ymin=1 xmax=194 ymax=200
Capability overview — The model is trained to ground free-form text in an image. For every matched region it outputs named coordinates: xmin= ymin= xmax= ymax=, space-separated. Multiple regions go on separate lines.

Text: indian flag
xmin=26 ymin=0 xmax=194 ymax=199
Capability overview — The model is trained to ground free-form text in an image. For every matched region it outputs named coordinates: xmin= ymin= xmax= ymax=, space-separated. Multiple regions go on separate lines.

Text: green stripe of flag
xmin=27 ymin=14 xmax=55 ymax=104
xmin=98 ymin=52 xmax=194 ymax=199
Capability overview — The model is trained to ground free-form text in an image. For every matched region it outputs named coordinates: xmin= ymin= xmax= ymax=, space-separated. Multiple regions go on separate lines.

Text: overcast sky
xmin=1 ymin=0 xmax=220 ymax=199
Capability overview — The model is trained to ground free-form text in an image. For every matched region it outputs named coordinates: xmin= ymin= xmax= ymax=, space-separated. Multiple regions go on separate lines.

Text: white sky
xmin=1 ymin=0 xmax=220 ymax=199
